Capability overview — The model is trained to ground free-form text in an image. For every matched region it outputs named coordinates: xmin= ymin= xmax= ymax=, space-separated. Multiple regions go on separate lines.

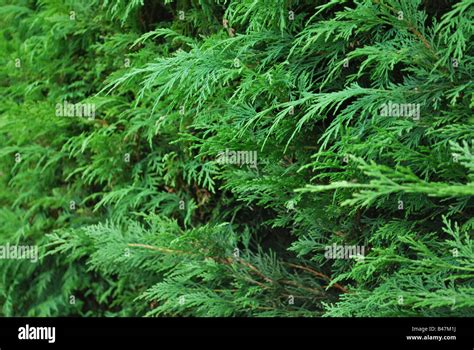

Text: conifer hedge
xmin=0 ymin=0 xmax=473 ymax=317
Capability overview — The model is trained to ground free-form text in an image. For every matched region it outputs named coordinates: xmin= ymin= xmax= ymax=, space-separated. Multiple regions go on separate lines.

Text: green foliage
xmin=0 ymin=0 xmax=472 ymax=317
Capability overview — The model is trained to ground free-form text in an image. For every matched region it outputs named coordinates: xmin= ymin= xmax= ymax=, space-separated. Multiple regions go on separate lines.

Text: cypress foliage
xmin=0 ymin=0 xmax=472 ymax=317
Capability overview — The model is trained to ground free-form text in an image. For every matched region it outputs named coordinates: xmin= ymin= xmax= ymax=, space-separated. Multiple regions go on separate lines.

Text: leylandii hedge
xmin=0 ymin=0 xmax=473 ymax=317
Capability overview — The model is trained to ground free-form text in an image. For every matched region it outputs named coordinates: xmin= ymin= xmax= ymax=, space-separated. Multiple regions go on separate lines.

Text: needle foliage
xmin=0 ymin=0 xmax=473 ymax=317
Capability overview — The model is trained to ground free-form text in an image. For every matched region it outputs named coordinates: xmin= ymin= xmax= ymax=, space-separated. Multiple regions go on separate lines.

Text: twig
xmin=286 ymin=262 xmax=349 ymax=293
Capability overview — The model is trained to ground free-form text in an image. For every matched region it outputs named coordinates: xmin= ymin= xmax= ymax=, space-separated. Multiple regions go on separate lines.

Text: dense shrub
xmin=0 ymin=0 xmax=472 ymax=317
